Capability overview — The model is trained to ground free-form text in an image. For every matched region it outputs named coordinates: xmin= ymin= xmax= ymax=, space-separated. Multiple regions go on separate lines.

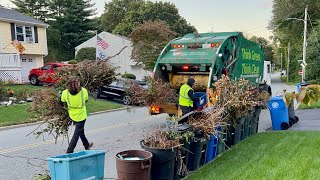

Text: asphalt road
xmin=0 ymin=107 xmax=167 ymax=179
xmin=0 ymin=72 xmax=308 ymax=179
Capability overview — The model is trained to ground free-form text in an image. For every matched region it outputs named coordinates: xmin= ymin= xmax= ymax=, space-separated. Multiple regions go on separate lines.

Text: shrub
xmin=68 ymin=60 xmax=78 ymax=64
xmin=75 ymin=47 xmax=96 ymax=61
xmin=121 ymin=73 xmax=136 ymax=80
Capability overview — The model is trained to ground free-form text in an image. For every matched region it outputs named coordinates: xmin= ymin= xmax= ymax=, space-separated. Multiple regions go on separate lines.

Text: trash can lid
xmin=269 ymin=96 xmax=284 ymax=102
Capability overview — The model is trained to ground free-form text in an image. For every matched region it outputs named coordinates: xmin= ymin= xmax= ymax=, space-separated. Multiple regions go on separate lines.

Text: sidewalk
xmin=290 ymin=109 xmax=320 ymax=131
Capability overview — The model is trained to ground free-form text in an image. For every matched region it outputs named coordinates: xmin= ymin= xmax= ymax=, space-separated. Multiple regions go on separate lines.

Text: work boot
xmin=86 ymin=142 xmax=94 ymax=150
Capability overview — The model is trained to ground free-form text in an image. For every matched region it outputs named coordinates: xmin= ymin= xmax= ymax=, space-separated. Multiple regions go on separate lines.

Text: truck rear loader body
xmin=150 ymin=32 xmax=271 ymax=116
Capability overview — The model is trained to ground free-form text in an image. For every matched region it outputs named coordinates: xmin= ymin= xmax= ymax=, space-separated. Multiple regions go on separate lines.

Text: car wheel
xmin=95 ymin=88 xmax=101 ymax=99
xmin=30 ymin=75 xmax=39 ymax=85
xmin=122 ymin=94 xmax=132 ymax=105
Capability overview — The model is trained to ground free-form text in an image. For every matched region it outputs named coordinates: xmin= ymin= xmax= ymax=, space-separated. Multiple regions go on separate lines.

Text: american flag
xmin=97 ymin=35 xmax=109 ymax=50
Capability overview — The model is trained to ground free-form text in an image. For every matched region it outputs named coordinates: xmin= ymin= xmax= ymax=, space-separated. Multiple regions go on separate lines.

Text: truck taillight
xmin=182 ymin=65 xmax=189 ymax=70
xmin=150 ymin=105 xmax=160 ymax=114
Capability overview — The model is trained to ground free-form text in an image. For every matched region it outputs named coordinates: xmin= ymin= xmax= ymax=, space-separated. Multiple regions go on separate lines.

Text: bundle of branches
xmin=188 ymin=107 xmax=224 ymax=140
xmin=214 ymin=75 xmax=270 ymax=126
xmin=29 ymin=88 xmax=69 ymax=140
xmin=31 ymin=60 xmax=117 ymax=141
xmin=40 ymin=60 xmax=117 ymax=94
xmin=126 ymin=78 xmax=178 ymax=106
xmin=143 ymin=130 xmax=181 ymax=149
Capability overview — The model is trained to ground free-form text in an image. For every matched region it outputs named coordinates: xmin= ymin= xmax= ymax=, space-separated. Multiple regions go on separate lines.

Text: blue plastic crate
xmin=47 ymin=150 xmax=106 ymax=180
xmin=193 ymin=92 xmax=207 ymax=109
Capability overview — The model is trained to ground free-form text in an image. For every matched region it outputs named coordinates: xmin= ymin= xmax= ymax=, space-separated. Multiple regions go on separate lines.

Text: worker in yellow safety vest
xmin=61 ymin=76 xmax=93 ymax=153
xmin=179 ymin=78 xmax=199 ymax=117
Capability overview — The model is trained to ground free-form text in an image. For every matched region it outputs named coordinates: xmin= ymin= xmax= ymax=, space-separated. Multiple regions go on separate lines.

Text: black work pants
xmin=67 ymin=120 xmax=89 ymax=153
xmin=181 ymin=106 xmax=192 ymax=116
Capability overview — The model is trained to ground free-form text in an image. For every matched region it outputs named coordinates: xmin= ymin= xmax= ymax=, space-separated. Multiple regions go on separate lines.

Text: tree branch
xmin=104 ymin=46 xmax=128 ymax=61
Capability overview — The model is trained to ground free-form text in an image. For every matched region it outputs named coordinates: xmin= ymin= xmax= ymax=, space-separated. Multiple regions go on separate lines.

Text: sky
xmin=0 ymin=0 xmax=273 ymax=39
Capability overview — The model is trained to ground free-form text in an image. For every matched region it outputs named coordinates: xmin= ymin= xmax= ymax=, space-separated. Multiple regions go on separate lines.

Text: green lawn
xmin=0 ymin=104 xmax=35 ymax=127
xmin=0 ymin=98 xmax=122 ymax=127
xmin=299 ymin=99 xmax=320 ymax=109
xmin=280 ymin=76 xmax=298 ymax=86
xmin=185 ymin=131 xmax=320 ymax=180
xmin=6 ymin=84 xmax=43 ymax=96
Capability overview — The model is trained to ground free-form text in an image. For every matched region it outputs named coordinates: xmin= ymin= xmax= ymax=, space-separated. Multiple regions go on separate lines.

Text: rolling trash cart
xmin=267 ymin=96 xmax=290 ymax=130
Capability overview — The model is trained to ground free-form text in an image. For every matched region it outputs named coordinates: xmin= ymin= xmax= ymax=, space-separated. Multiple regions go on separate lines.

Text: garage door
xmin=21 ymin=58 xmax=36 ymax=82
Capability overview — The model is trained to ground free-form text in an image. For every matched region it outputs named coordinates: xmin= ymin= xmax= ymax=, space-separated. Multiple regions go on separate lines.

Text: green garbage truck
xmin=149 ymin=32 xmax=272 ymax=116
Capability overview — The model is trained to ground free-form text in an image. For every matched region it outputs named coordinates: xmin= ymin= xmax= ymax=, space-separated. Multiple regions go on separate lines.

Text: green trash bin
xmin=243 ymin=113 xmax=253 ymax=139
xmin=234 ymin=118 xmax=245 ymax=144
xmin=217 ymin=125 xmax=228 ymax=155
xmin=251 ymin=106 xmax=262 ymax=135
xmin=186 ymin=138 xmax=207 ymax=171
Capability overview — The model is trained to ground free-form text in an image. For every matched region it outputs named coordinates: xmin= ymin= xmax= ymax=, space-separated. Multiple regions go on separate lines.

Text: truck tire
xmin=260 ymin=84 xmax=272 ymax=96
xmin=30 ymin=75 xmax=39 ymax=85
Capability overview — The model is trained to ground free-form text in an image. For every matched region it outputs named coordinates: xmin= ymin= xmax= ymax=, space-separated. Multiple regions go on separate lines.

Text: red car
xmin=28 ymin=62 xmax=68 ymax=85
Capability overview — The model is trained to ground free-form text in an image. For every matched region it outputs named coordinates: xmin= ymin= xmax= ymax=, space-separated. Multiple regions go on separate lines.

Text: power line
xmin=244 ymin=24 xmax=269 ymax=32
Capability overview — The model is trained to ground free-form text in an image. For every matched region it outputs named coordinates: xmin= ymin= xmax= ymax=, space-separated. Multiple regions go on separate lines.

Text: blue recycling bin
xmin=297 ymin=83 xmax=310 ymax=93
xmin=193 ymin=92 xmax=207 ymax=109
xmin=267 ymin=96 xmax=290 ymax=130
xmin=47 ymin=150 xmax=106 ymax=180
xmin=205 ymin=134 xmax=218 ymax=164
xmin=297 ymin=83 xmax=301 ymax=93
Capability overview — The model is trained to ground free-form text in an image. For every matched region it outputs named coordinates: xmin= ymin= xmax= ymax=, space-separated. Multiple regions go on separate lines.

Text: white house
xmin=75 ymin=32 xmax=150 ymax=81
xmin=0 ymin=7 xmax=48 ymax=83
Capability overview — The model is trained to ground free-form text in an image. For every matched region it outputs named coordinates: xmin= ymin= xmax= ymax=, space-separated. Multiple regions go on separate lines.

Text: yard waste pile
xmin=29 ymin=60 xmax=117 ymax=141
xmin=126 ymin=78 xmax=178 ymax=107
xmin=128 ymin=75 xmax=270 ymax=180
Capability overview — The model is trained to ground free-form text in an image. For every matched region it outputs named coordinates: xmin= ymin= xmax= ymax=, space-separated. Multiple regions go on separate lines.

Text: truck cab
xmin=151 ymin=32 xmax=271 ymax=116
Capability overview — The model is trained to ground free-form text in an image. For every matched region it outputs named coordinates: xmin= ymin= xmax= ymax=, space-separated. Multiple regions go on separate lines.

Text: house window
xmin=15 ymin=25 xmax=34 ymax=43
xmin=28 ymin=59 xmax=33 ymax=62
xmin=16 ymin=25 xmax=24 ymax=41
xmin=22 ymin=59 xmax=26 ymax=62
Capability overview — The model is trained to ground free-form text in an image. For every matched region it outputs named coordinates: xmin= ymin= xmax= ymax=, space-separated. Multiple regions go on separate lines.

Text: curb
xmin=0 ymin=106 xmax=131 ymax=131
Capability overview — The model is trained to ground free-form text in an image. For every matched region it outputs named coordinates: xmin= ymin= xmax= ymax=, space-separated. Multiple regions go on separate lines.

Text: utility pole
xmin=280 ymin=53 xmax=283 ymax=78
xmin=302 ymin=5 xmax=308 ymax=83
xmin=287 ymin=42 xmax=290 ymax=83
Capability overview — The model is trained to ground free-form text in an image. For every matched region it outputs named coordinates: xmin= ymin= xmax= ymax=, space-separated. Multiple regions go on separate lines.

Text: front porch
xmin=0 ymin=53 xmax=22 ymax=84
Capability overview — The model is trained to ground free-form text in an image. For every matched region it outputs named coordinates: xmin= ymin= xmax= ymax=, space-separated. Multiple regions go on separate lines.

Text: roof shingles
xmin=0 ymin=7 xmax=48 ymax=27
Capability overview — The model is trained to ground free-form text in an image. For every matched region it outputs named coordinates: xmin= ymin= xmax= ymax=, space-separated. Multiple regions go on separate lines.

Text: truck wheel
xmin=281 ymin=122 xmax=289 ymax=130
xmin=30 ymin=75 xmax=39 ymax=85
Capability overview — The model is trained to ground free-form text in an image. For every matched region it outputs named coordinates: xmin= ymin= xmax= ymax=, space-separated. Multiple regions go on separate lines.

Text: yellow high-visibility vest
xmin=61 ymin=87 xmax=89 ymax=122
xmin=179 ymin=84 xmax=193 ymax=107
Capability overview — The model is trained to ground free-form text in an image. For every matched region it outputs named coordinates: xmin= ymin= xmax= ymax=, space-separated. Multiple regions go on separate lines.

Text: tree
xmin=250 ymin=36 xmax=274 ymax=62
xmin=11 ymin=0 xmax=50 ymax=22
xmin=101 ymin=0 xmax=143 ymax=33
xmin=130 ymin=20 xmax=176 ymax=71
xmin=270 ymin=0 xmax=320 ymax=82
xmin=306 ymin=22 xmax=320 ymax=83
xmin=53 ymin=0 xmax=96 ymax=60
xmin=101 ymin=0 xmax=196 ymax=37
xmin=76 ymin=47 xmax=96 ymax=60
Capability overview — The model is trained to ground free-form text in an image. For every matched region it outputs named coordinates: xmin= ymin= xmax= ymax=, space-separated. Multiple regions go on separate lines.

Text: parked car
xmin=28 ymin=62 xmax=69 ymax=85
xmin=96 ymin=78 xmax=148 ymax=105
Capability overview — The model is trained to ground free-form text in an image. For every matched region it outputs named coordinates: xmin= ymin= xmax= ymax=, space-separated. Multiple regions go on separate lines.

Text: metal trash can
xmin=267 ymin=96 xmax=290 ymax=130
